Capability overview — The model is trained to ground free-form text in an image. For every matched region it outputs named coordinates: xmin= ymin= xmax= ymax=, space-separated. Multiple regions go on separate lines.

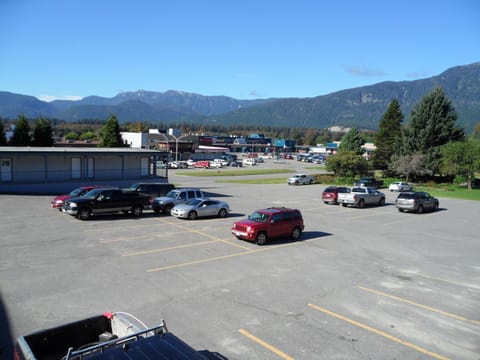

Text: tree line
xmin=325 ymin=88 xmax=480 ymax=190
xmin=1 ymin=87 xmax=480 ymax=188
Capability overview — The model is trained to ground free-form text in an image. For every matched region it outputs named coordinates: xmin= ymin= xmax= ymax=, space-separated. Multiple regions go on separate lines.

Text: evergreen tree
xmin=373 ymin=99 xmax=403 ymax=171
xmin=99 ymin=114 xmax=125 ymax=147
xmin=0 ymin=119 xmax=7 ymax=145
xmin=402 ymin=88 xmax=464 ymax=175
xmin=32 ymin=118 xmax=54 ymax=146
xmin=325 ymin=150 xmax=369 ymax=177
xmin=10 ymin=114 xmax=31 ymax=146
xmin=338 ymin=128 xmax=366 ymax=155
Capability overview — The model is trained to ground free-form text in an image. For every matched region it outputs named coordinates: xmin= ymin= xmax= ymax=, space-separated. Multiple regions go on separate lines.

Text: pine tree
xmin=373 ymin=99 xmax=403 ymax=171
xmin=402 ymin=88 xmax=464 ymax=175
xmin=10 ymin=114 xmax=31 ymax=146
xmin=32 ymin=118 xmax=54 ymax=146
xmin=99 ymin=114 xmax=125 ymax=147
xmin=339 ymin=128 xmax=366 ymax=155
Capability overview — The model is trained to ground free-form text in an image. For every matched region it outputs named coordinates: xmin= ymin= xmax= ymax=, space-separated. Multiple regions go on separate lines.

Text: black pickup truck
xmin=15 ymin=312 xmax=207 ymax=360
xmin=62 ymin=188 xmax=151 ymax=220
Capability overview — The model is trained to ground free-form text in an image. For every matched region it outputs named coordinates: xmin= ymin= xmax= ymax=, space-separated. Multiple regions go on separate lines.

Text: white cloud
xmin=37 ymin=94 xmax=83 ymax=102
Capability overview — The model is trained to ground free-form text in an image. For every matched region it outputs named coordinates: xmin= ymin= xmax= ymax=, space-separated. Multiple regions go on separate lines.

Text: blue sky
xmin=1 ymin=0 xmax=479 ymax=102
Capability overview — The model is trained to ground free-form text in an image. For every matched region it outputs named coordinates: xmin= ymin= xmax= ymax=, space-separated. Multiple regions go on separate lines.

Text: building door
xmin=71 ymin=158 xmax=81 ymax=179
xmin=141 ymin=157 xmax=149 ymax=176
xmin=0 ymin=158 xmax=12 ymax=182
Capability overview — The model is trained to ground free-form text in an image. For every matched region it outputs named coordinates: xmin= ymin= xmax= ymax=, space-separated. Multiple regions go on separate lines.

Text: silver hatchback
xmin=395 ymin=191 xmax=439 ymax=213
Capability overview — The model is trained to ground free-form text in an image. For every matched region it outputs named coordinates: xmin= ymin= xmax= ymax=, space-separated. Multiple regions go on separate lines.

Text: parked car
xmin=242 ymin=158 xmax=257 ymax=166
xmin=50 ymin=185 xmax=107 ymax=210
xmin=337 ymin=187 xmax=386 ymax=208
xmin=127 ymin=182 xmax=175 ymax=198
xmin=395 ymin=191 xmax=439 ymax=213
xmin=322 ymin=186 xmax=350 ymax=205
xmin=389 ymin=181 xmax=413 ymax=192
xmin=152 ymin=188 xmax=205 ymax=215
xmin=354 ymin=177 xmax=384 ymax=188
xmin=171 ymin=198 xmax=230 ymax=220
xmin=232 ymin=207 xmax=304 ymax=245
xmin=230 ymin=160 xmax=243 ymax=167
xmin=287 ymin=173 xmax=315 ymax=185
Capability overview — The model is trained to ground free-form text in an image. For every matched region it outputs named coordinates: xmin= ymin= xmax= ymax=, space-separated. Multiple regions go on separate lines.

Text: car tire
xmin=218 ymin=208 xmax=227 ymax=218
xmin=379 ymin=197 xmax=385 ymax=206
xmin=256 ymin=232 xmax=267 ymax=246
xmin=291 ymin=227 xmax=302 ymax=241
xmin=358 ymin=200 xmax=365 ymax=209
xmin=434 ymin=202 xmax=439 ymax=211
xmin=309 ymin=179 xmax=313 ymax=184
xmin=77 ymin=208 xmax=90 ymax=220
xmin=398 ymin=208 xmax=403 ymax=212
xmin=164 ymin=204 xmax=174 ymax=215
xmin=187 ymin=211 xmax=197 ymax=220
xmin=417 ymin=205 xmax=424 ymax=214
xmin=131 ymin=205 xmax=143 ymax=217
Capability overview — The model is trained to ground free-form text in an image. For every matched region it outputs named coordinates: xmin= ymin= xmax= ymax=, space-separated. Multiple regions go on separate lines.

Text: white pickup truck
xmin=287 ymin=173 xmax=315 ymax=185
xmin=337 ymin=186 xmax=386 ymax=208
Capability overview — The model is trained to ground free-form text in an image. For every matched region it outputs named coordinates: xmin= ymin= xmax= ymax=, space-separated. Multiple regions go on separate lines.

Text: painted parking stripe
xmin=238 ymin=329 xmax=295 ymax=360
xmin=358 ymin=286 xmax=480 ymax=325
xmin=307 ymin=303 xmax=449 ymax=360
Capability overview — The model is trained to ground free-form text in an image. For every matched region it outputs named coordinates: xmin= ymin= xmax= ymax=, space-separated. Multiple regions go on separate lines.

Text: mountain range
xmin=1 ymin=62 xmax=479 ymax=131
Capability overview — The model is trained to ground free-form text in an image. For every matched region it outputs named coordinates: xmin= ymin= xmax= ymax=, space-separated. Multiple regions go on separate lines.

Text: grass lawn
xmin=415 ymin=186 xmax=480 ymax=201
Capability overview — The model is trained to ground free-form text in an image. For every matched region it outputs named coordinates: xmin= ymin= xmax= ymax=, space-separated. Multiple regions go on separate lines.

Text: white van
xmin=242 ymin=158 xmax=257 ymax=166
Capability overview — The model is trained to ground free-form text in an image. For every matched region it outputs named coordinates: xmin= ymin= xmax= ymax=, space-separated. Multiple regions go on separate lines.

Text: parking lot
xmin=1 ymin=166 xmax=479 ymax=359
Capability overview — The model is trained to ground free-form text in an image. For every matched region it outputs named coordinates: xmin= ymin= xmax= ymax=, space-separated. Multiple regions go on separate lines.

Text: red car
xmin=232 ymin=207 xmax=304 ymax=245
xmin=322 ymin=186 xmax=350 ymax=205
xmin=50 ymin=186 xmax=104 ymax=210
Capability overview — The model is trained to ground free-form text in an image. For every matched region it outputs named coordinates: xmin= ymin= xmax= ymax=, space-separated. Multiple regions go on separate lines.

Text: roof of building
xmin=0 ymin=146 xmax=164 ymax=155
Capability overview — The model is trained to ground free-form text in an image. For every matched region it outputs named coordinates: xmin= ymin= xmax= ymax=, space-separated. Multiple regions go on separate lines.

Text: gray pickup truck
xmin=152 ymin=188 xmax=205 ymax=215
xmin=337 ymin=186 xmax=386 ymax=208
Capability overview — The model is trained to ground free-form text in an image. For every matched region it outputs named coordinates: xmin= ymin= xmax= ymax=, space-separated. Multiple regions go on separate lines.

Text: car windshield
xmin=398 ymin=193 xmax=415 ymax=199
xmin=70 ymin=187 xmax=86 ymax=196
xmin=128 ymin=183 xmax=139 ymax=191
xmin=248 ymin=211 xmax=269 ymax=223
xmin=165 ymin=190 xmax=179 ymax=199
xmin=186 ymin=198 xmax=203 ymax=206
xmin=83 ymin=189 xmax=102 ymax=199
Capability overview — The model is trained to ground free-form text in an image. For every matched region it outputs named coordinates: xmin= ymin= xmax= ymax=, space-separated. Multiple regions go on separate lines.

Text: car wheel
xmin=188 ymin=211 xmax=197 ymax=220
xmin=153 ymin=208 xmax=160 ymax=214
xmin=358 ymin=200 xmax=365 ymax=209
xmin=417 ymin=205 xmax=424 ymax=214
xmin=379 ymin=197 xmax=385 ymax=206
xmin=77 ymin=208 xmax=90 ymax=220
xmin=164 ymin=204 xmax=173 ymax=215
xmin=131 ymin=205 xmax=143 ymax=217
xmin=397 ymin=208 xmax=403 ymax=212
xmin=291 ymin=227 xmax=302 ymax=241
xmin=218 ymin=208 xmax=227 ymax=218
xmin=256 ymin=232 xmax=268 ymax=246
xmin=309 ymin=179 xmax=313 ymax=184
xmin=323 ymin=201 xmax=328 ymax=204
xmin=434 ymin=202 xmax=439 ymax=211
xmin=341 ymin=203 xmax=347 ymax=207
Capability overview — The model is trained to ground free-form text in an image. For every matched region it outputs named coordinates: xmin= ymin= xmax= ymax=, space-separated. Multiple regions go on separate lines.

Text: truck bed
xmin=15 ymin=313 xmax=206 ymax=360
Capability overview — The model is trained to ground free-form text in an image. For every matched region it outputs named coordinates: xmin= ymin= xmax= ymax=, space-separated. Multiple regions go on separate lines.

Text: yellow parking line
xmin=307 ymin=303 xmax=450 ymax=360
xmin=146 ymin=241 xmax=307 ymax=272
xmin=238 ymin=329 xmax=295 ymax=360
xmin=358 ymin=286 xmax=480 ymax=325
xmin=415 ymin=272 xmax=480 ymax=290
xmin=99 ymin=230 xmax=191 ymax=243
xmin=122 ymin=239 xmax=222 ymax=256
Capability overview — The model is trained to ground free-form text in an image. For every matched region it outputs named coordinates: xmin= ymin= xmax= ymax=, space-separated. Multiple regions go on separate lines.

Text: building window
xmin=71 ymin=158 xmax=81 ymax=179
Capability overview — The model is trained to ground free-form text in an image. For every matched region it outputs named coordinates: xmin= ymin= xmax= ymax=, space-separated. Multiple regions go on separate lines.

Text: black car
xmin=353 ymin=177 xmax=384 ymax=188
xmin=127 ymin=183 xmax=175 ymax=198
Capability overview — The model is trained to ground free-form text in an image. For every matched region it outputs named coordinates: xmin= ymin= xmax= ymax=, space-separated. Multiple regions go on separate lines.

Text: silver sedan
xmin=171 ymin=198 xmax=230 ymax=220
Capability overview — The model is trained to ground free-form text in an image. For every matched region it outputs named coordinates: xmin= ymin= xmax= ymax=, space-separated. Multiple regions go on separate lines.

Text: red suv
xmin=232 ymin=207 xmax=304 ymax=245
xmin=322 ymin=186 xmax=350 ymax=205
